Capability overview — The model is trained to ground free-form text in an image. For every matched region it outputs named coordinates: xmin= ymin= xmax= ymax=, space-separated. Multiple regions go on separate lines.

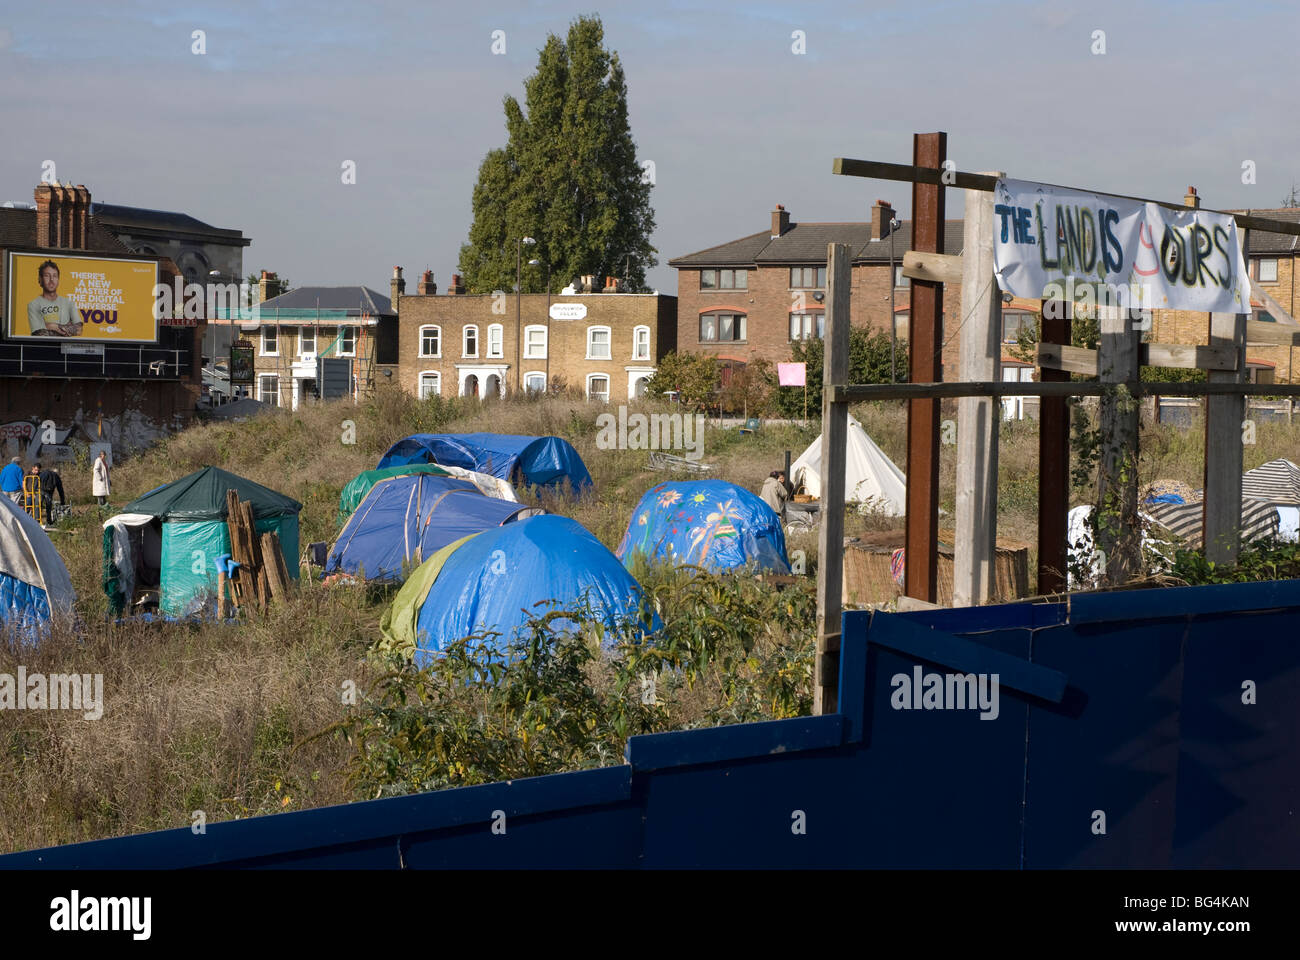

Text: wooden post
xmin=814 ymin=242 xmax=852 ymax=716
xmin=904 ymin=131 xmax=946 ymax=603
xmin=953 ymin=171 xmax=1003 ymax=606
xmin=1095 ymin=301 xmax=1142 ymax=584
xmin=1037 ymin=301 xmax=1071 ymax=594
xmin=1204 ymin=302 xmax=1247 ymax=564
xmin=261 ymin=532 xmax=288 ymax=602
xmin=216 ymin=567 xmax=229 ymax=619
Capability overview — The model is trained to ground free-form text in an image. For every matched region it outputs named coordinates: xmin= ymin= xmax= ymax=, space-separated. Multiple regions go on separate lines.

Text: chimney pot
xmin=1184 ymin=186 xmax=1200 ymax=209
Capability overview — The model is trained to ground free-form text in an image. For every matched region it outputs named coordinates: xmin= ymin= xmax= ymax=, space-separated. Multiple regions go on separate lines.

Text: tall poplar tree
xmin=458 ymin=16 xmax=656 ymax=294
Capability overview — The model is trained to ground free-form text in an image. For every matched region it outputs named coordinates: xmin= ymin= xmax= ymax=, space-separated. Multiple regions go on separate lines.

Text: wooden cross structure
xmin=812 ymin=132 xmax=1300 ymax=715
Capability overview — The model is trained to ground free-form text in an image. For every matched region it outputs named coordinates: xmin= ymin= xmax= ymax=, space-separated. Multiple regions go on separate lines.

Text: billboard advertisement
xmin=6 ymin=251 xmax=159 ymax=343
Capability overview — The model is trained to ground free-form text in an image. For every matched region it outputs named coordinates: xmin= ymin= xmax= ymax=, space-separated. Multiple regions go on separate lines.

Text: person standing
xmin=0 ymin=457 xmax=22 ymax=504
xmin=92 ymin=450 xmax=111 ymax=506
xmin=760 ymin=469 xmax=789 ymax=521
xmin=39 ymin=465 xmax=66 ymax=520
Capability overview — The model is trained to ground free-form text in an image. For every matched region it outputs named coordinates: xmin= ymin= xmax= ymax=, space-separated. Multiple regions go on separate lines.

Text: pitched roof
xmin=670 ymin=220 xmax=966 ymax=267
xmin=89 ymin=203 xmax=249 ymax=246
xmin=1227 ymin=208 xmax=1300 ymax=255
xmin=256 ymin=285 xmax=394 ymax=316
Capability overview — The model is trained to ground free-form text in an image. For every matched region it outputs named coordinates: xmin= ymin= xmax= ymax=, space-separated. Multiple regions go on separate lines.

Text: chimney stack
xmin=390 ymin=266 xmax=406 ymax=312
xmin=581 ymin=274 xmax=596 ymax=292
xmin=871 ymin=199 xmax=895 ymax=241
xmin=604 ymin=275 xmax=619 ymax=292
xmin=259 ymin=270 xmax=282 ymax=303
xmin=447 ymin=273 xmax=465 ymax=295
xmin=33 ymin=182 xmax=93 ymax=249
xmin=1184 ymin=186 xmax=1200 ymax=209
xmin=418 ymin=270 xmax=437 ymax=295
xmin=771 ymin=203 xmax=790 ymax=239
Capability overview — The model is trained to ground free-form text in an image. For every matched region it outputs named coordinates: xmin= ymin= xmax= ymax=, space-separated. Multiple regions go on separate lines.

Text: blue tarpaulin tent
xmin=376 ymin=434 xmax=592 ymax=493
xmin=327 ymin=473 xmax=534 ymax=582
xmin=617 ymin=480 xmax=790 ymax=574
xmin=0 ymin=494 xmax=75 ymax=638
xmin=382 ymin=515 xmax=651 ymax=663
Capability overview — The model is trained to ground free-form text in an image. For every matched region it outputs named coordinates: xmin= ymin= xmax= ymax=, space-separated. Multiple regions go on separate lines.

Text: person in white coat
xmin=92 ymin=450 xmax=110 ymax=506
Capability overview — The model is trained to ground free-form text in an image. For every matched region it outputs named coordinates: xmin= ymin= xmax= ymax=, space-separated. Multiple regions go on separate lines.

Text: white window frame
xmin=632 ymin=325 xmax=651 ymax=360
xmin=1258 ymin=258 xmax=1279 ymax=283
xmin=418 ymin=371 xmax=441 ymax=399
xmin=487 ymin=323 xmax=504 ymax=358
xmin=298 ymin=326 xmax=316 ymax=358
xmin=524 ymin=371 xmax=547 ymax=394
xmin=463 ymin=324 xmax=479 ymax=358
xmin=586 ymin=325 xmax=612 ymax=360
xmin=586 ymin=373 xmax=610 ymax=403
xmin=523 ymin=324 xmax=548 ymax=359
xmin=258 ymin=374 xmax=280 ymax=406
xmin=260 ymin=326 xmax=278 ymax=356
xmin=338 ymin=326 xmax=356 ymax=357
xmin=419 ymin=325 xmax=442 ymax=358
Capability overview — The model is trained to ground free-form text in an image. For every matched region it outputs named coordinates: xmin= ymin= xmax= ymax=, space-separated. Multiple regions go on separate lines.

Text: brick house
xmin=668 ymin=202 xmax=967 ymax=378
xmin=0 ymin=183 xmax=203 ymax=450
xmin=225 ymin=277 xmax=398 ymax=409
xmin=392 ymin=268 xmax=676 ymax=402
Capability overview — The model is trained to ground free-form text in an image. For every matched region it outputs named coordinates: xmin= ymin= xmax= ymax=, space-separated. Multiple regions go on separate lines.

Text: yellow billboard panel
xmin=6 ymin=251 xmax=159 ymax=343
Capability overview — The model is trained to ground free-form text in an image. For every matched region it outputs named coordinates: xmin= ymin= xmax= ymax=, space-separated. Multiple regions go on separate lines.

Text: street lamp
xmin=515 ymin=237 xmax=537 ymax=392
xmin=888 ymin=216 xmax=900 ymax=383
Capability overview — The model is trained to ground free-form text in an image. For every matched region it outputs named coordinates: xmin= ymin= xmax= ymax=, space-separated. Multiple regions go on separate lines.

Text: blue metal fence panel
xmin=4 ymin=580 xmax=1300 ymax=868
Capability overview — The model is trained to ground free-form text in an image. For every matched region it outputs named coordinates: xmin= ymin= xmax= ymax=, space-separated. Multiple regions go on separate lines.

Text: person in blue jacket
xmin=0 ymin=457 xmax=23 ymax=504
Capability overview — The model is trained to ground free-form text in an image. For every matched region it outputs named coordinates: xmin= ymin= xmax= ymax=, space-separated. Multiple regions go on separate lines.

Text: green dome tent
xmin=103 ymin=467 xmax=302 ymax=617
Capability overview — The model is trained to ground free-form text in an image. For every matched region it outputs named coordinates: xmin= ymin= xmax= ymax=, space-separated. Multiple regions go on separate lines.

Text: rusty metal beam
xmin=904 ymin=133 xmax=945 ymax=604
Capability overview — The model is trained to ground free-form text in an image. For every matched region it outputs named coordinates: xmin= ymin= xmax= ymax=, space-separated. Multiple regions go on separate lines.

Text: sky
xmin=1 ymin=0 xmax=1295 ymax=295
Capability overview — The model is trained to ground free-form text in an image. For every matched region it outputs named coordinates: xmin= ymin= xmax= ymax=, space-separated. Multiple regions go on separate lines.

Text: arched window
xmin=487 ymin=323 xmax=503 ymax=358
xmin=586 ymin=373 xmax=610 ymax=403
xmin=463 ymin=325 xmax=479 ymax=358
xmin=419 ymin=325 xmax=441 ymax=357
xmin=586 ymin=325 xmax=611 ymax=360
xmin=418 ymin=371 xmax=441 ymax=399
xmin=632 ymin=325 xmax=651 ymax=360
xmin=524 ymin=325 xmax=547 ymax=359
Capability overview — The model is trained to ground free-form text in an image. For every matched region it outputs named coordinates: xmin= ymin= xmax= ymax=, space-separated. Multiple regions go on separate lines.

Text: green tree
xmin=458 ymin=16 xmax=656 ymax=295
xmin=643 ymin=352 xmax=720 ymax=410
xmin=767 ymin=329 xmax=906 ymax=418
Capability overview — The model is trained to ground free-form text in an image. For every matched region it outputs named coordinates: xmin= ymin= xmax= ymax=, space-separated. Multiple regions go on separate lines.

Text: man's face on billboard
xmin=39 ymin=266 xmax=59 ymax=295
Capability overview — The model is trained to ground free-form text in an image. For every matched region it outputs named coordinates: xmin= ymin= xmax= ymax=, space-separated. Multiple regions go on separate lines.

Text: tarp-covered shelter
xmin=616 ymin=480 xmax=789 ymax=574
xmin=337 ymin=463 xmax=518 ymax=523
xmin=789 ymin=416 xmax=906 ymax=514
xmin=376 ymin=434 xmax=592 ymax=493
xmin=103 ymin=467 xmax=302 ymax=617
xmin=382 ymin=515 xmax=650 ymax=663
xmin=328 ymin=473 xmax=538 ymax=581
xmin=0 ymin=494 xmax=75 ymax=635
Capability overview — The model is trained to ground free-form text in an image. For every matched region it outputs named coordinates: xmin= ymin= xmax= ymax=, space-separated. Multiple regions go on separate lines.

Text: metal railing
xmin=0 ymin=342 xmax=190 ymax=379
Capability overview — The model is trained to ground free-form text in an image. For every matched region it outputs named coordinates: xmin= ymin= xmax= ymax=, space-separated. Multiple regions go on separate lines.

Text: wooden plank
xmin=1251 ymin=282 xmax=1300 ymax=326
xmin=1245 ymin=320 xmax=1300 ymax=346
xmin=831 ymin=381 xmax=1300 ymax=401
xmin=1038 ymin=302 xmax=1070 ymax=595
xmin=814 ymin=242 xmax=853 ymax=717
xmin=901 ymin=250 xmax=963 ymax=285
xmin=832 ymin=157 xmax=1300 ymax=236
xmin=261 ymin=532 xmax=287 ymax=602
xmin=1141 ymin=342 xmax=1236 ymax=371
xmin=953 ymin=171 xmax=1002 ymax=607
xmin=904 ymin=132 xmax=946 ymax=606
xmin=1095 ymin=303 xmax=1142 ymax=584
xmin=1037 ymin=342 xmax=1098 ymax=376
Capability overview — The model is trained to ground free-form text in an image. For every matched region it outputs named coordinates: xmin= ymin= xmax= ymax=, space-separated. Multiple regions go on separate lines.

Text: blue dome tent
xmin=0 ymin=494 xmax=75 ymax=636
xmin=376 ymin=434 xmax=592 ymax=493
xmin=326 ymin=473 xmax=538 ymax=582
xmin=382 ymin=515 xmax=652 ymax=663
xmin=617 ymin=480 xmax=790 ymax=574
